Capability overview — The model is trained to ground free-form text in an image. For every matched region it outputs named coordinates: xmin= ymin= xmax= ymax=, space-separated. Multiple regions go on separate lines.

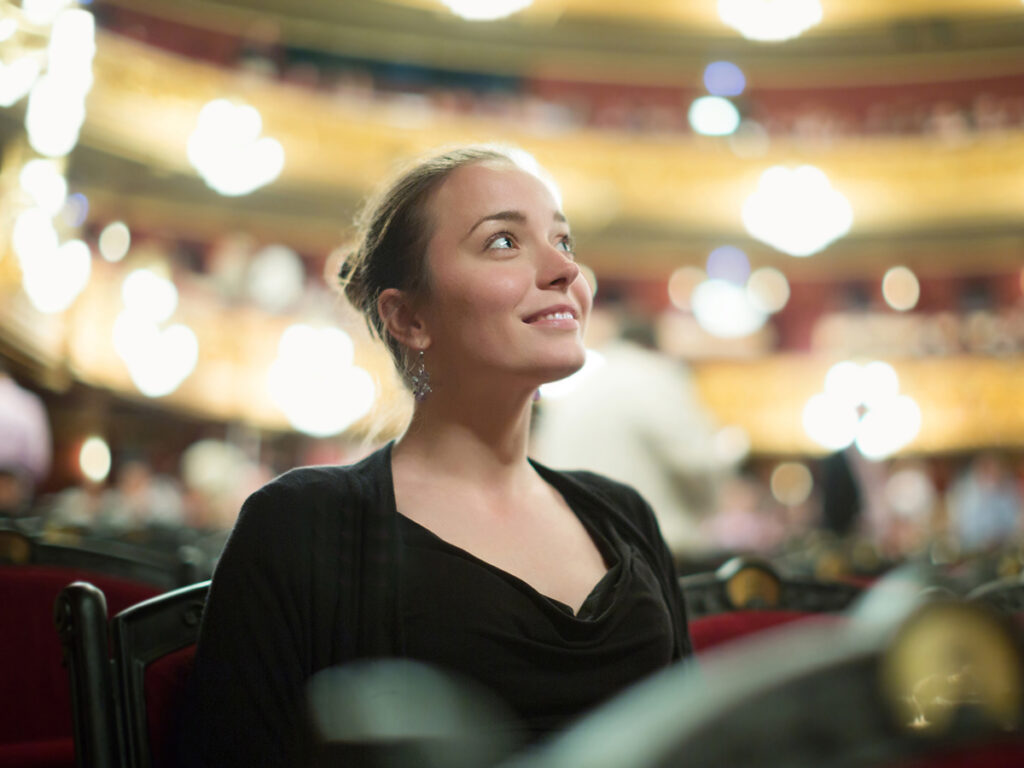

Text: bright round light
xmin=79 ymin=436 xmax=111 ymax=483
xmin=47 ymin=9 xmax=96 ymax=92
xmin=132 ymin=324 xmax=199 ymax=398
xmin=0 ymin=57 xmax=41 ymax=108
xmin=718 ymin=0 xmax=823 ymax=42
xmin=23 ymin=0 xmax=71 ymax=26
xmin=99 ymin=221 xmax=131 ymax=262
xmin=25 ymin=75 xmax=86 ymax=157
xmin=21 ymin=239 xmax=92 ymax=314
xmin=668 ymin=266 xmax=706 ymax=311
xmin=824 ymin=360 xmax=865 ymax=409
xmin=12 ymin=208 xmax=59 ymax=265
xmin=770 ymin=462 xmax=813 ymax=507
xmin=187 ymin=99 xmax=285 ymax=196
xmin=746 ymin=267 xmax=790 ymax=313
xmin=441 ymin=0 xmax=532 ymax=21
xmin=855 ymin=395 xmax=922 ymax=460
xmin=19 ymin=159 xmax=67 ymax=215
xmin=703 ymin=61 xmax=746 ymax=96
xmin=691 ymin=278 xmax=767 ymax=338
xmin=268 ymin=325 xmax=376 ymax=436
xmin=539 ymin=349 xmax=605 ymax=399
xmin=802 ymin=392 xmax=859 ymax=451
xmin=122 ymin=269 xmax=178 ymax=324
xmin=860 ymin=361 xmax=899 ymax=410
xmin=115 ymin=315 xmax=199 ymax=397
xmin=882 ymin=266 xmax=920 ymax=312
xmin=742 ymin=165 xmax=853 ymax=257
xmin=688 ymin=96 xmax=741 ymax=136
xmin=246 ymin=244 xmax=305 ymax=313
xmin=706 ymin=245 xmax=750 ymax=285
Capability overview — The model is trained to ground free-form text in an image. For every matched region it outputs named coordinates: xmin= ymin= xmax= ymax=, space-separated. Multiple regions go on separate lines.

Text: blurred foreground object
xmin=309 ymin=660 xmax=522 ymax=768
xmin=506 ymin=566 xmax=1024 ymax=768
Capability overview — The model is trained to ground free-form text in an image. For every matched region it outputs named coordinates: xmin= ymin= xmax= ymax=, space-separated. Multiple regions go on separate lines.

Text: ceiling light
xmin=718 ymin=0 xmax=823 ymax=42
xmin=441 ymin=0 xmax=532 ymax=21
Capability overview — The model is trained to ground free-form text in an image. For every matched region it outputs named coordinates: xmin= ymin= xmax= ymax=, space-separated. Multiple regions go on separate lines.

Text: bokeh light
xmin=668 ymin=266 xmax=706 ymax=311
xmin=19 ymin=159 xmax=67 ymax=216
xmin=122 ymin=269 xmax=178 ymax=324
xmin=746 ymin=267 xmax=790 ymax=313
xmin=688 ymin=96 xmax=741 ymax=136
xmin=441 ymin=0 xmax=532 ymax=21
xmin=0 ymin=57 xmax=41 ymax=107
xmin=578 ymin=264 xmax=598 ymax=298
xmin=23 ymin=0 xmax=73 ymax=26
xmin=268 ymin=325 xmax=376 ymax=436
xmin=882 ymin=266 xmax=921 ymax=311
xmin=706 ymin=245 xmax=750 ymax=285
xmin=718 ymin=0 xmax=823 ymax=42
xmin=691 ymin=278 xmax=767 ymax=338
xmin=703 ymin=61 xmax=746 ymax=96
xmin=79 ymin=435 xmax=111 ymax=483
xmin=855 ymin=395 xmax=922 ymax=460
xmin=21 ymin=239 xmax=92 ymax=314
xmin=770 ymin=462 xmax=814 ymax=506
xmin=806 ymin=360 xmax=922 ymax=458
xmin=187 ymin=99 xmax=285 ymax=196
xmin=742 ymin=165 xmax=853 ymax=257
xmin=118 ymin=321 xmax=199 ymax=398
xmin=99 ymin=221 xmax=131 ymax=262
xmin=246 ymin=244 xmax=305 ymax=312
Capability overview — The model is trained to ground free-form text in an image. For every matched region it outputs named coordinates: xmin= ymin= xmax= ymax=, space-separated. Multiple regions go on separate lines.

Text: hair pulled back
xmin=338 ymin=145 xmax=514 ymax=379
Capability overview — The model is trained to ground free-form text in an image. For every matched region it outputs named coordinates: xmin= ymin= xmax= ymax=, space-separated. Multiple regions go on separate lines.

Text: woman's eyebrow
xmin=464 ymin=210 xmax=568 ymax=239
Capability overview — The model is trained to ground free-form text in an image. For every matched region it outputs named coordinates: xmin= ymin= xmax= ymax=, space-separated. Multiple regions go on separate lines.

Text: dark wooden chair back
xmin=111 ymin=581 xmax=209 ymax=768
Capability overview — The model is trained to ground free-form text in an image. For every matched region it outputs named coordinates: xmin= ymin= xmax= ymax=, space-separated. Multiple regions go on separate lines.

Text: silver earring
xmin=410 ymin=349 xmax=432 ymax=402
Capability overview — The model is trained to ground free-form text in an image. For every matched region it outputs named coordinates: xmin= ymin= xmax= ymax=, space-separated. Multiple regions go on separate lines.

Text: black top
xmin=399 ymin=503 xmax=676 ymax=741
xmin=178 ymin=444 xmax=691 ymax=768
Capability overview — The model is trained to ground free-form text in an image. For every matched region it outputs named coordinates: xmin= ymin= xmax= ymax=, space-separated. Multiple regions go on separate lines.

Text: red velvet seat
xmin=0 ymin=566 xmax=159 ymax=768
xmin=681 ymin=556 xmax=860 ymax=653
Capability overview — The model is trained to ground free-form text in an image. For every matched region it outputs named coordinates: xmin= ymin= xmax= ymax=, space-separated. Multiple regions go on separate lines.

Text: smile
xmin=523 ymin=306 xmax=580 ymax=328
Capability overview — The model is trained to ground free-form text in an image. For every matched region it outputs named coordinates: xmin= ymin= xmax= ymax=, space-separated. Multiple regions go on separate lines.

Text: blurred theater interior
xmin=2 ymin=0 xmax=1024 ymax=764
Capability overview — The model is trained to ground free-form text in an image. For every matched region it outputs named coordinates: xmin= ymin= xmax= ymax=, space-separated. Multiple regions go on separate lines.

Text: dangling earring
xmin=410 ymin=349 xmax=432 ymax=402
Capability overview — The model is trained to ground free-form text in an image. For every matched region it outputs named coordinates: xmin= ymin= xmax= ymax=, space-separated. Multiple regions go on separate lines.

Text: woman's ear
xmin=378 ymin=288 xmax=431 ymax=350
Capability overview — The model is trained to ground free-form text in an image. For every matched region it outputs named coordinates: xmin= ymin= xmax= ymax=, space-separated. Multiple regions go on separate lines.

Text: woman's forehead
xmin=432 ymin=161 xmax=562 ymax=228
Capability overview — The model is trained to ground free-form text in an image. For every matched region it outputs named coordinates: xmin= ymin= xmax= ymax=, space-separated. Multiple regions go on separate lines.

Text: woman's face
xmin=418 ymin=161 xmax=591 ymax=389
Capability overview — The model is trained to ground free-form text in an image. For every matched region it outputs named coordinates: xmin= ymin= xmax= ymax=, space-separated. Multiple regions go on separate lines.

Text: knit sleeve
xmin=177 ymin=482 xmax=317 ymax=768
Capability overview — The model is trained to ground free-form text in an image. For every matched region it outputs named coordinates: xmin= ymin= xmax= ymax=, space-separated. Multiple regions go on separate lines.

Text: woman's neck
xmin=394 ymin=385 xmax=536 ymax=486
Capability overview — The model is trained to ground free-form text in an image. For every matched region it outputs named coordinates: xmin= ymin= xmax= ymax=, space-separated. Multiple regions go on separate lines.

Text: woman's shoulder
xmin=239 ymin=445 xmax=393 ymax=524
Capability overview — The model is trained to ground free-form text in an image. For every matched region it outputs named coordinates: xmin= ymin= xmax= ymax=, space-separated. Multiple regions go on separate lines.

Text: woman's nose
xmin=540 ymin=245 xmax=580 ymax=289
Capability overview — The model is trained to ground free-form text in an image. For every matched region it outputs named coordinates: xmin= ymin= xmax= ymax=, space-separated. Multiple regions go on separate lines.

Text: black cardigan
xmin=178 ymin=443 xmax=692 ymax=767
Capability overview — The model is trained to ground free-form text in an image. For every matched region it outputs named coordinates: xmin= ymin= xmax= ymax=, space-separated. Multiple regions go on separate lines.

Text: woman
xmin=180 ymin=146 xmax=692 ymax=767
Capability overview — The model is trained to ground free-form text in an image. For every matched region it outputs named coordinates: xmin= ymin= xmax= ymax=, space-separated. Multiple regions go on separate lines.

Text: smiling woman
xmin=178 ymin=145 xmax=693 ymax=767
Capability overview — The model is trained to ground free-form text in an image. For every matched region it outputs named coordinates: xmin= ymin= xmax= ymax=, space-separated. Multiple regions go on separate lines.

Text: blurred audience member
xmin=532 ymin=306 xmax=736 ymax=558
xmin=947 ymin=452 xmax=1022 ymax=553
xmin=0 ymin=365 xmax=52 ymax=523
xmin=701 ymin=475 xmax=787 ymax=554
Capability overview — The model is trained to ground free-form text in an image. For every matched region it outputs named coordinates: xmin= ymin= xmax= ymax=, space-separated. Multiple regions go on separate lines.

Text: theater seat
xmin=681 ymin=556 xmax=861 ymax=652
xmin=55 ymin=580 xmax=209 ymax=768
xmin=0 ymin=565 xmax=159 ymax=768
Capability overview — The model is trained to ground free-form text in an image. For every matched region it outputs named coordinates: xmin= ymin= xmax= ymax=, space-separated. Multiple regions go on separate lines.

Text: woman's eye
xmin=487 ymin=234 xmax=515 ymax=250
xmin=557 ymin=236 xmax=576 ymax=255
